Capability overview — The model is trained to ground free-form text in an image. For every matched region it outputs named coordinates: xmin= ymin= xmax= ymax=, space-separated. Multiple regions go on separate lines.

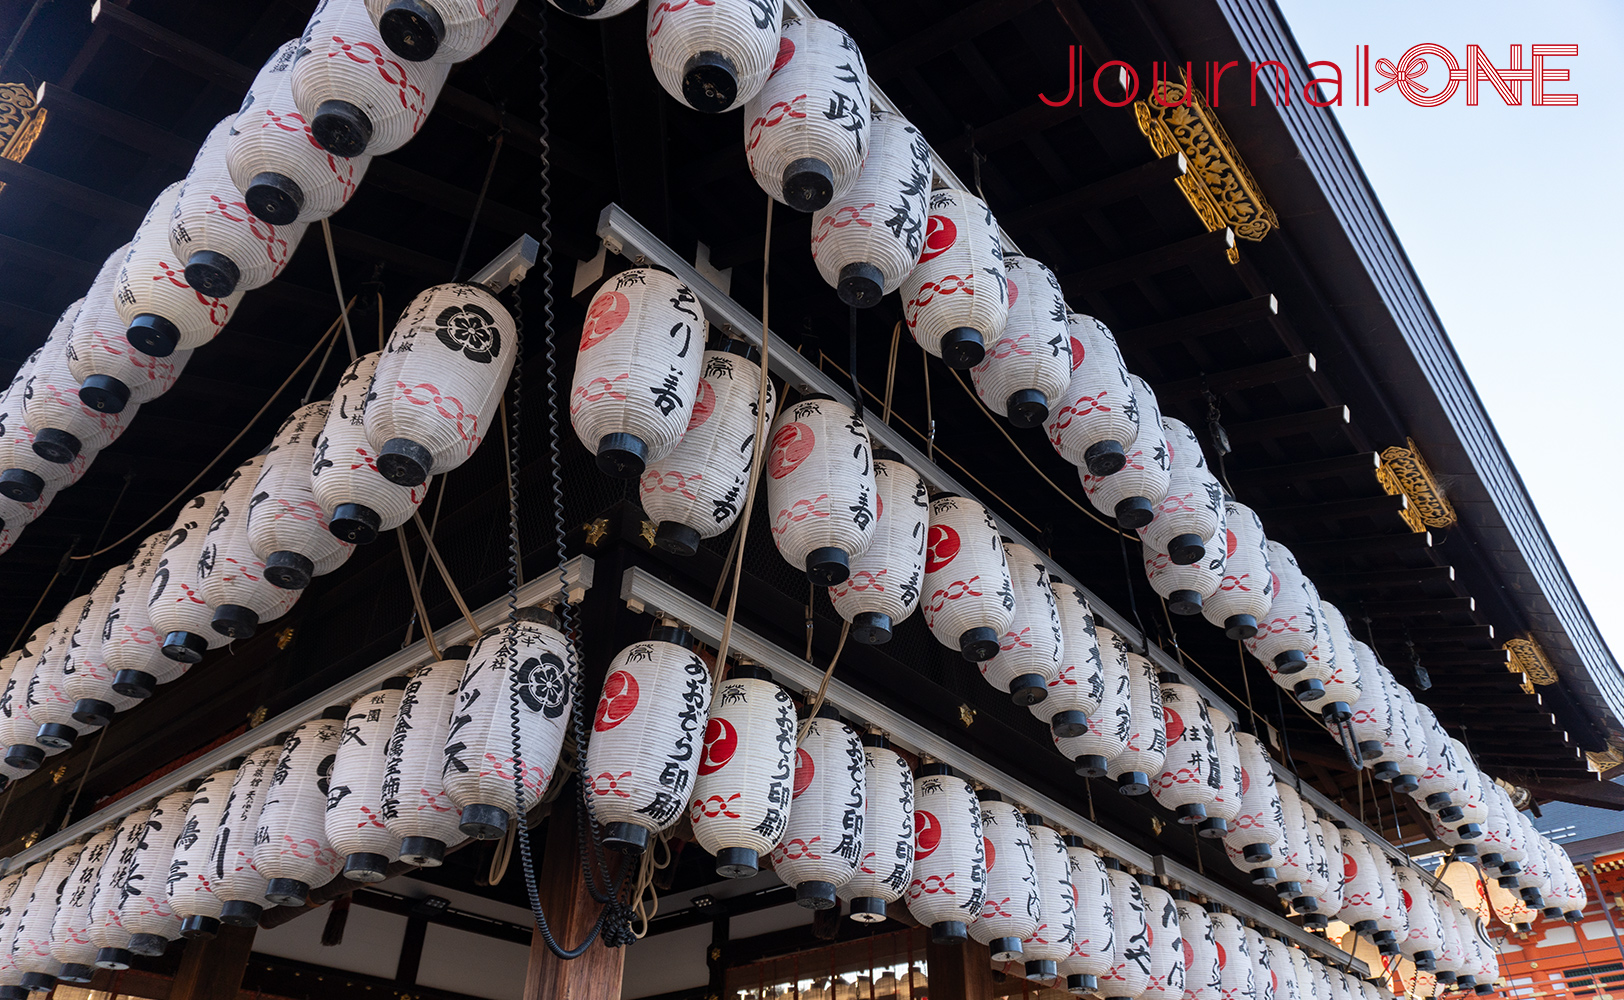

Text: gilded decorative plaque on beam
xmin=1376 ymin=438 xmax=1455 ymax=533
xmin=0 ymin=83 xmax=46 ymax=196
xmin=1503 ymin=636 xmax=1558 ymax=687
xmin=1135 ymin=74 xmax=1278 ymax=263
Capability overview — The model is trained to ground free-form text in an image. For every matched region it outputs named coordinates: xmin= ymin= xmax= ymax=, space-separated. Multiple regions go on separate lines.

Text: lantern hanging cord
xmin=847 ymin=304 xmax=862 ymax=423
xmin=797 ymin=619 xmax=852 ymax=744
xmin=57 ymin=726 xmax=108 ymax=832
xmin=69 ymin=470 xmax=133 ymax=595
xmin=711 ymin=194 xmax=776 ymax=686
xmin=395 ymin=527 xmax=442 ymax=662
xmin=6 ymin=551 xmax=64 ymax=653
xmin=881 ymin=320 xmax=901 ymax=424
xmin=320 ymin=219 xmax=359 ymax=363
xmin=410 ymin=509 xmax=483 ymax=639
xmin=452 ymin=128 xmax=507 ymax=283
xmin=66 ymin=306 xmax=349 ymax=561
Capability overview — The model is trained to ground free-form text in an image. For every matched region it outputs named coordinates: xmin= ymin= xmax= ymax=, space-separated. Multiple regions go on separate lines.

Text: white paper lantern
xmin=1100 ymin=861 xmax=1150 ymax=1000
xmin=546 ymin=0 xmax=639 ymax=18
xmin=969 ymin=255 xmax=1071 ymax=427
xmin=827 ymin=451 xmax=927 ymax=644
xmin=1371 ymin=845 xmax=1407 ymax=953
xmin=1178 ymin=895 xmax=1221 ymax=1000
xmin=1339 ymin=826 xmax=1389 ymax=935
xmin=1045 ymin=313 xmax=1138 ymax=476
xmin=1108 ymin=652 xmax=1165 ymax=796
xmin=1083 ymin=377 xmax=1171 ymax=529
xmin=1272 ymin=782 xmax=1312 ymax=899
xmin=22 ymin=595 xmax=97 ymax=754
xmin=199 ymin=456 xmax=302 ymax=639
xmin=0 ymin=479 xmax=56 ymax=536
xmin=647 ymin=0 xmax=783 ymax=112
xmin=1432 ymin=897 xmax=1465 ymax=985
xmin=811 ymin=108 xmax=929 ymax=307
xmin=1245 ymin=541 xmax=1322 ymax=678
xmin=381 ymin=648 xmax=471 ymax=866
xmin=1211 ymin=911 xmax=1256 ymax=1000
xmin=117 ymin=786 xmax=195 ymax=956
xmin=255 ymin=711 xmax=347 ymax=906
xmin=102 ymin=530 xmax=181 ymax=701
xmin=981 ymin=541 xmax=1061 ymax=706
xmin=211 ymin=743 xmax=284 ymax=927
xmin=0 ymin=618 xmax=62 ymax=770
xmin=118 ymin=182 xmax=244 ymax=358
xmin=1443 ymin=740 xmax=1487 ymax=841
xmin=1060 ymin=838 xmax=1114 ymax=995
xmin=689 ymin=666 xmax=796 ymax=878
xmin=0 ymin=382 xmax=99 ymax=503
xmin=1410 ymin=704 xmax=1464 ymax=819
xmin=69 ymin=241 xmax=191 ymax=413
xmin=969 ymin=795 xmax=1038 ymax=963
xmin=311 ymin=352 xmax=428 ymax=544
xmin=249 ymin=401 xmax=356 ymax=588
xmin=0 ymin=864 xmax=43 ymax=993
xmin=1394 ymin=863 xmax=1442 ymax=969
xmin=87 ymin=808 xmax=151 ymax=969
xmin=920 ymin=494 xmax=1013 ymax=661
xmin=769 ymin=711 xmax=865 ymax=908
xmin=1314 ymin=815 xmax=1346 ymax=924
xmin=325 ymin=680 xmax=407 ymax=882
xmin=1314 ymin=603 xmax=1363 ymax=723
xmin=1153 ymin=677 xmax=1219 ymax=825
xmin=1485 ymin=868 xmax=1534 ymax=932
xmin=443 ymin=609 xmax=576 ymax=839
xmin=1034 ymin=581 xmax=1103 ymax=738
xmin=62 ymin=567 xmax=140 ymax=730
xmin=641 ymin=342 xmax=777 ymax=556
xmin=744 ymin=15 xmax=870 ymax=212
xmin=764 ymin=394 xmax=877 ymax=585
xmin=366 ymin=0 xmax=515 ymax=63
xmin=1203 ymin=704 xmax=1244 ymax=841
xmin=1291 ymin=803 xmax=1332 ymax=924
xmin=1139 ymin=418 xmax=1222 ymax=565
xmin=1375 ymin=666 xmax=1424 ymax=794
xmin=367 ymin=282 xmax=518 ymax=486
xmin=1245 ymin=929 xmax=1273 ymax=1000
xmin=12 ymin=841 xmax=82 ymax=991
xmin=1019 ymin=818 xmax=1076 ymax=982
xmin=291 ymin=0 xmax=452 ymax=157
xmin=1480 ymin=783 xmax=1528 ymax=877
xmin=147 ymin=490 xmax=230 ymax=664
xmin=1203 ymin=501 xmax=1273 ymax=640
xmin=227 ymin=39 xmax=374 ymax=225
xmin=170 ymin=117 xmax=308 ymax=298
xmin=23 ymin=301 xmax=137 ymax=464
xmin=1288 ymin=950 xmax=1322 ymax=1000
xmin=1263 ymin=938 xmax=1299 ymax=1000
xmin=1146 ymin=516 xmax=1228 ymax=617
xmin=168 ymin=762 xmax=241 ymax=939
xmin=1054 ymin=626 xmax=1130 ymax=777
xmin=1140 ymin=877 xmax=1185 ymax=1000
xmin=837 ymin=735 xmax=912 ymax=922
xmin=905 ymin=764 xmax=985 ymax=943
xmin=1344 ymin=642 xmax=1401 ymax=783
xmin=902 ymin=189 xmax=1007 ymax=369
xmin=585 ymin=627 xmax=713 ymax=855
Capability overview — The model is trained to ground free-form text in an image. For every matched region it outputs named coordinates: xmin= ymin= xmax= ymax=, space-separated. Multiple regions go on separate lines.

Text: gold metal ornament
xmin=1376 ymin=439 xmax=1456 ymax=532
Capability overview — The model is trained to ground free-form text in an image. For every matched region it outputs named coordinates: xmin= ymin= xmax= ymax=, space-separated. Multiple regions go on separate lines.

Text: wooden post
xmin=169 ymin=925 xmax=257 ymax=1000
xmin=925 ymin=935 xmax=997 ymax=1000
xmin=705 ymin=914 xmax=729 ymax=1000
xmin=522 ymin=784 xmax=627 ymax=1000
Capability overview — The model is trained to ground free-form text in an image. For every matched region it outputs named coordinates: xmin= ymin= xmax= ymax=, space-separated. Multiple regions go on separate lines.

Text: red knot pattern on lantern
xmin=828 ymin=455 xmax=927 ymax=641
xmin=764 ymin=395 xmax=877 ymax=585
xmin=250 ymin=401 xmax=357 ymax=587
xmin=902 ymin=189 xmax=1007 ymax=368
xmin=199 ymin=457 xmax=302 ymax=637
xmin=920 ymin=494 xmax=1013 ymax=662
xmin=167 ymin=764 xmax=241 ymax=928
xmin=836 ymin=742 xmax=913 ymax=917
xmin=1045 ymin=313 xmax=1138 ymax=473
xmin=689 ymin=673 xmax=796 ymax=873
xmin=1101 ymin=866 xmax=1150 ymax=1000
xmin=769 ymin=716 xmax=866 ymax=903
xmin=971 ymin=255 xmax=1071 ymax=426
xmin=1032 ymin=581 xmax=1104 ymax=732
xmin=811 ymin=108 xmax=930 ymax=305
xmin=255 ymin=719 xmax=346 ymax=899
xmin=647 ymin=0 xmax=785 ymax=113
xmin=1054 ymin=626 xmax=1131 ymax=768
xmin=209 ymin=745 xmax=283 ymax=915
xmin=117 ymin=182 xmax=245 ymax=355
xmin=904 ymin=770 xmax=985 ymax=932
xmin=365 ymin=0 xmax=516 ymax=65
xmin=981 ymin=541 xmax=1062 ymax=703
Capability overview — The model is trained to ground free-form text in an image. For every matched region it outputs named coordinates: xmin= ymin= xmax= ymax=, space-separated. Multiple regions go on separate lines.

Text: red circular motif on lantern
xmin=1006 ymin=277 xmax=1018 ymax=308
xmin=1216 ymin=942 xmax=1227 ymax=969
xmin=767 ymin=422 xmax=814 ymax=480
xmin=924 ymin=524 xmax=961 ymax=574
xmin=1270 ymin=571 xmax=1281 ymax=596
xmin=698 ymin=717 xmax=738 ymax=775
xmin=580 ymin=290 xmax=629 ymax=352
xmin=1164 ymin=707 xmax=1186 ymax=744
xmin=918 ymin=216 xmax=957 ymax=263
xmin=1069 ymin=336 xmax=1086 ymax=372
xmin=1401 ymin=888 xmax=1413 ymax=910
xmin=687 ymin=379 xmax=716 ymax=431
xmin=1183 ymin=939 xmax=1195 ymax=968
xmin=1344 ymin=853 xmax=1358 ymax=882
xmin=593 ymin=671 xmax=639 ymax=732
xmin=984 ymin=836 xmax=996 ymax=871
xmin=770 ymin=36 xmax=794 ymax=76
xmin=915 ymin=810 xmax=941 ymax=859
xmin=792 ymin=748 xmax=814 ymax=799
xmin=1226 ymin=529 xmax=1238 ymax=559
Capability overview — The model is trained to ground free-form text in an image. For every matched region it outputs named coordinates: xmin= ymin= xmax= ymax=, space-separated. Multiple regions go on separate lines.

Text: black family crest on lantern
xmin=516 ymin=651 xmax=569 ymax=719
xmin=434 ymin=301 xmax=503 ymax=364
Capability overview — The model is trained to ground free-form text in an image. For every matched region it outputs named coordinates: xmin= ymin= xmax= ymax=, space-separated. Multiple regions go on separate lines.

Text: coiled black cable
xmin=502 ymin=7 xmax=632 ymax=960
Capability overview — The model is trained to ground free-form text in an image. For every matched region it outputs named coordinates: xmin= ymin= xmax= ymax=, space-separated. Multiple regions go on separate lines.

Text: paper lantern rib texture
xmin=689 ymin=669 xmax=797 ymax=878
xmin=647 ymin=0 xmax=784 ymax=113
xmin=248 ymin=401 xmax=356 ymax=589
xmin=147 ymin=490 xmax=230 ymax=664
xmin=254 ymin=716 xmax=346 ymax=906
xmin=166 ymin=763 xmax=240 ymax=938
xmin=23 ymin=595 xmax=97 ymax=753
xmin=102 ymin=530 xmax=182 ymax=700
xmin=198 ymin=456 xmax=301 ymax=640
xmin=1033 ymin=581 xmax=1103 ymax=737
xmin=919 ymin=494 xmax=1014 ymax=662
xmin=11 ymin=840 xmax=82 ymax=990
xmin=1084 ymin=376 xmax=1171 ymax=529
xmin=1100 ymin=864 xmax=1150 ymax=1000
xmin=325 ymin=682 xmax=406 ymax=881
xmin=827 ymin=455 xmax=927 ymax=645
xmin=1153 ymin=681 xmax=1219 ymax=824
xmin=311 ymin=352 xmax=428 ymax=544
xmin=764 ymin=395 xmax=877 ymax=586
xmin=117 ymin=182 xmax=244 ymax=358
xmin=366 ymin=0 xmax=516 ymax=64
xmin=1202 ymin=501 xmax=1272 ymax=639
xmin=902 ymin=189 xmax=1007 ymax=369
xmin=1045 ymin=313 xmax=1139 ymax=476
xmin=382 ymin=652 xmax=470 ymax=866
xmin=1245 ymin=541 xmax=1322 ymax=677
xmin=811 ymin=108 xmax=930 ymax=306
xmin=63 ymin=566 xmax=141 ymax=727
xmin=1054 ymin=626 xmax=1130 ymax=776
xmin=87 ymin=808 xmax=152 ymax=969
xmin=769 ymin=714 xmax=866 ymax=909
xmin=981 ymin=541 xmax=1062 ymax=706
xmin=54 ymin=827 xmax=119 ymax=977
xmin=1060 ymin=838 xmax=1114 ymax=990
xmin=1107 ymin=653 xmax=1166 ymax=795
xmin=904 ymin=766 xmax=985 ymax=943
xmin=1019 ymin=819 xmax=1077 ymax=980
xmin=210 ymin=744 xmax=283 ymax=926
xmin=23 ymin=300 xmax=138 ymax=464
xmin=969 ymin=796 xmax=1039 ymax=962
xmin=970 ymin=255 xmax=1071 ymax=427
xmin=116 ymin=786 xmax=195 ymax=956
xmin=836 ymin=738 xmax=913 ymax=921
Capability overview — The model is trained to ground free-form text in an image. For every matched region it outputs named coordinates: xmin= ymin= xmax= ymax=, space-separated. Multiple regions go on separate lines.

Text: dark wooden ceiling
xmin=0 ymin=0 xmax=1607 ymax=890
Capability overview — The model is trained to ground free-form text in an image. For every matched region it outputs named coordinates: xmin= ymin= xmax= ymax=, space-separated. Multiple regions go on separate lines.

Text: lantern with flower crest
xmin=1145 ymin=514 xmax=1227 ymax=616
xmin=1177 ymin=893 xmax=1221 ymax=1000
xmin=827 ymin=451 xmax=927 ymax=644
xmin=647 ymin=0 xmax=784 ymax=113
xmin=1210 ymin=909 xmax=1255 ymax=1000
xmin=1337 ymin=826 xmax=1387 ymax=936
xmin=1140 ymin=875 xmax=1185 ymax=1000
xmin=366 ymin=0 xmax=515 ymax=64
xmin=1394 ymin=863 xmax=1443 ymax=969
xmin=811 ymin=108 xmax=930 ymax=307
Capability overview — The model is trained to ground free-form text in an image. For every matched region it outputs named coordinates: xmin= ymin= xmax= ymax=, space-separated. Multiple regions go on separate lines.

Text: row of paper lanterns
xmin=0 ymin=279 xmax=516 ymax=792
xmin=0 ymin=0 xmax=516 ymax=555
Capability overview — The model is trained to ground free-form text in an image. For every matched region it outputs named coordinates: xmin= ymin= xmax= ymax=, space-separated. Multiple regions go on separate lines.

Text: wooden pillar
xmin=705 ymin=914 xmax=729 ymax=1000
xmin=396 ymin=912 xmax=429 ymax=985
xmin=926 ymin=935 xmax=997 ymax=1000
xmin=522 ymin=785 xmax=627 ymax=1000
xmin=169 ymin=925 xmax=257 ymax=1000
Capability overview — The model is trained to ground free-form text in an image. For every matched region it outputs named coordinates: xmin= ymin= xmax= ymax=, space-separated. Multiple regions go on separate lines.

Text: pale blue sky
xmin=1273 ymin=1 xmax=1624 ymax=657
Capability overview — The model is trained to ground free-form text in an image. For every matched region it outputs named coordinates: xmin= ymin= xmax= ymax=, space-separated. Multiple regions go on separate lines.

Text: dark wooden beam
xmin=1313 ymin=565 xmax=1457 ymax=589
xmin=1396 ymin=649 xmax=1510 ymax=667
xmin=1059 ymin=227 xmax=1234 ymax=295
xmin=1361 ymin=598 xmax=1477 ymax=617
xmin=1000 ymin=153 xmax=1186 ymax=231
xmin=1523 ymin=778 xmax=1624 ymax=811
xmin=1118 ymin=294 xmax=1277 ymax=351
xmin=0 ymin=235 xmax=99 ymax=280
xmin=1222 ymin=405 xmax=1350 ymax=445
xmin=874 ymin=0 xmax=1047 ymax=73
xmin=1237 ymin=452 xmax=1380 ymax=487
xmin=1287 ymin=529 xmax=1430 ymax=557
xmin=1154 ymin=353 xmax=1316 ymax=402
xmin=927 ymin=932 xmax=998 ymax=1000
xmin=0 ymin=157 xmax=145 ymax=227
xmin=1368 ymin=624 xmax=1496 ymax=643
xmin=90 ymin=0 xmax=255 ymax=88
xmin=32 ymin=82 xmax=198 ymax=166
xmin=1254 ymin=492 xmax=1405 ymax=524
